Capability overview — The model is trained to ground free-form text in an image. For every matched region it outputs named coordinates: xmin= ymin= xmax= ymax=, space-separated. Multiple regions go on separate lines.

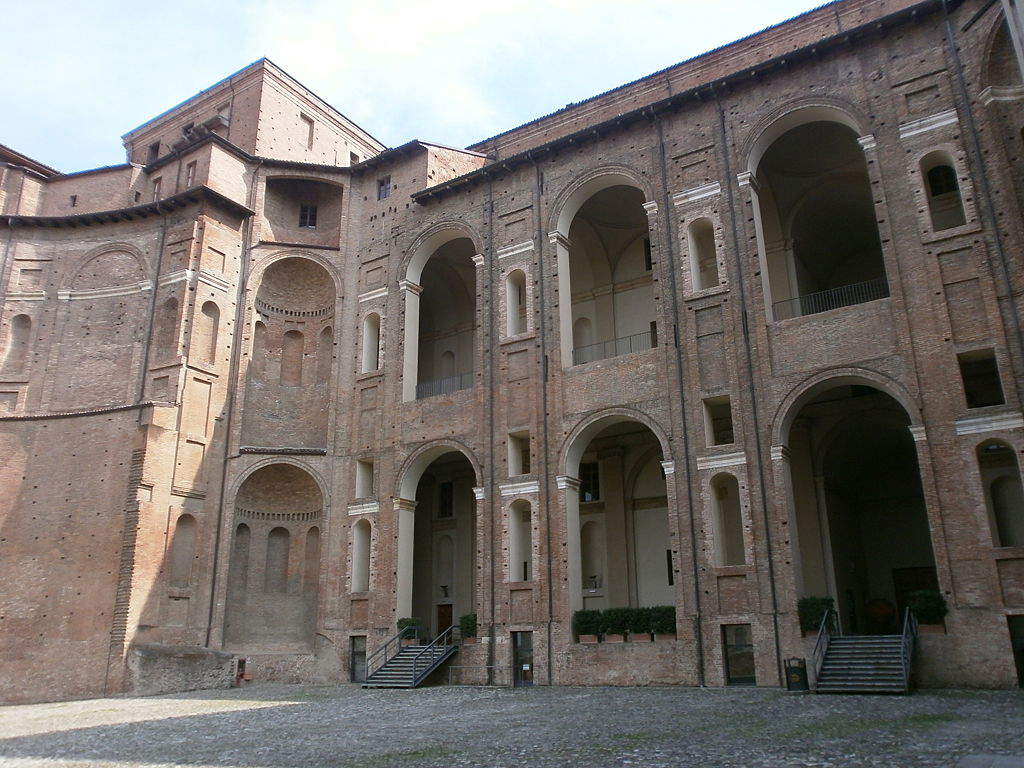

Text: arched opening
xmin=351 ymin=518 xmax=371 ymax=592
xmin=505 ymin=270 xmax=527 ymax=336
xmin=197 ymin=301 xmax=220 ymax=364
xmin=395 ymin=449 xmax=478 ymax=636
xmin=406 ymin=236 xmax=477 ymax=400
xmin=688 ymin=218 xmax=720 ymax=291
xmin=243 ymin=257 xmax=335 ymax=449
xmin=3 ymin=314 xmax=31 ymax=371
xmin=167 ymin=513 xmax=197 ymax=587
xmin=977 ymin=441 xmax=1024 ymax=548
xmin=560 ymin=184 xmax=655 ymax=365
xmin=752 ymin=117 xmax=887 ymax=320
xmin=921 ymin=152 xmax=967 ymax=231
xmin=224 ymin=463 xmax=323 ymax=651
xmin=508 ymin=500 xmax=533 ymax=582
xmin=361 ymin=313 xmax=381 ymax=373
xmin=787 ymin=382 xmax=937 ymax=634
xmin=711 ymin=474 xmax=745 ymax=566
xmin=563 ymin=417 xmax=673 ymax=613
xmin=156 ymin=298 xmax=179 ymax=360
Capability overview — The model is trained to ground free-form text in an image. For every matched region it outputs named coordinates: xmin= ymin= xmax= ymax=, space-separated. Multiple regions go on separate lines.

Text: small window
xmin=355 ymin=459 xmax=374 ymax=498
xmin=151 ymin=177 xmax=162 ymax=201
xmin=185 ymin=161 xmax=197 ymax=188
xmin=300 ymin=113 xmax=315 ymax=149
xmin=508 ymin=431 xmax=531 ymax=476
xmin=350 ymin=152 xmax=360 ymax=165
xmin=643 ymin=238 xmax=653 ymax=271
xmin=147 ymin=142 xmax=160 ymax=162
xmin=921 ymin=153 xmax=966 ymax=231
xmin=69 ymin=195 xmax=77 ymax=208
xmin=580 ymin=461 xmax=600 ymax=503
xmin=649 ymin=320 xmax=658 ymax=348
xmin=704 ymin=395 xmax=735 ymax=445
xmin=688 ymin=217 xmax=720 ymax=290
xmin=958 ymin=349 xmax=1005 ymax=408
xmin=438 ymin=481 xmax=454 ymax=518
xmin=377 ymin=176 xmax=391 ymax=201
xmin=299 ymin=204 xmax=318 ymax=229
xmin=134 ymin=191 xmax=142 ymax=203
xmin=666 ymin=549 xmax=674 ymax=586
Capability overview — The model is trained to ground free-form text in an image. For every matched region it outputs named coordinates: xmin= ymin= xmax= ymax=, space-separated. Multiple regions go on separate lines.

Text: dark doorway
xmin=723 ymin=624 xmax=756 ymax=686
xmin=1009 ymin=616 xmax=1024 ymax=688
xmin=512 ymin=631 xmax=534 ymax=687
xmin=436 ymin=603 xmax=453 ymax=634
xmin=350 ymin=636 xmax=366 ymax=683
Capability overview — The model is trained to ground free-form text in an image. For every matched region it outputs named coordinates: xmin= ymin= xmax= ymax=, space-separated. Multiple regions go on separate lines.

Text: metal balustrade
xmin=772 ymin=277 xmax=889 ymax=320
xmin=415 ymin=372 xmax=474 ymax=399
xmin=572 ymin=329 xmax=655 ymax=366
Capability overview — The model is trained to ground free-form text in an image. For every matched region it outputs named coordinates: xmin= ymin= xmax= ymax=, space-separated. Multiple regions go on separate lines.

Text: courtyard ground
xmin=0 ymin=683 xmax=1020 ymax=768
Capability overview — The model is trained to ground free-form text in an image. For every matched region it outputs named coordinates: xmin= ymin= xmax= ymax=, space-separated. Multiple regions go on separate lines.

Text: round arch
xmin=247 ymin=248 xmax=344 ymax=297
xmin=64 ymin=243 xmax=149 ymax=290
xmin=228 ymin=457 xmax=331 ymax=511
xmin=550 ymin=165 xmax=654 ymax=237
xmin=403 ymin=221 xmax=484 ymax=285
xmin=561 ymin=407 xmax=673 ymax=479
xmin=745 ymin=102 xmax=866 ymax=175
xmin=395 ymin=438 xmax=483 ymax=501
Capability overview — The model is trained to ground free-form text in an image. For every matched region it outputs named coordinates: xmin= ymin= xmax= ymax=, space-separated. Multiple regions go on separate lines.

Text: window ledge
xmin=500 ymin=330 xmax=537 ymax=346
xmin=356 ymin=369 xmax=383 ymax=382
xmin=920 ymin=221 xmax=983 ymax=244
xmin=768 ymin=295 xmax=890 ymax=325
xmin=992 ymin=546 xmax=1024 ymax=560
xmin=684 ymin=283 xmax=730 ymax=302
xmin=565 ymin=345 xmax=659 ymax=373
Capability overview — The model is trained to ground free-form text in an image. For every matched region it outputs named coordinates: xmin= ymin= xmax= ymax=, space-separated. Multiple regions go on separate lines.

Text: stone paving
xmin=0 ymin=684 xmax=1020 ymax=768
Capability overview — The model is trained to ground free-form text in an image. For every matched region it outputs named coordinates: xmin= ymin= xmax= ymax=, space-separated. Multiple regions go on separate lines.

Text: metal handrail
xmin=416 ymin=372 xmax=473 ymax=399
xmin=365 ymin=625 xmax=417 ymax=679
xmin=900 ymin=607 xmax=918 ymax=690
xmin=572 ymin=329 xmax=655 ymax=366
xmin=411 ymin=625 xmax=456 ymax=686
xmin=811 ymin=607 xmax=839 ymax=687
xmin=772 ymin=277 xmax=889 ymax=320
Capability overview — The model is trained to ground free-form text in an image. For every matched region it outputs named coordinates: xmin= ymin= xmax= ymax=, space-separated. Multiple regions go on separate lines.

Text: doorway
xmin=1009 ymin=616 xmax=1024 ymax=688
xmin=350 ymin=636 xmax=366 ymax=683
xmin=722 ymin=624 xmax=756 ymax=686
xmin=436 ymin=603 xmax=453 ymax=635
xmin=512 ymin=631 xmax=534 ymax=687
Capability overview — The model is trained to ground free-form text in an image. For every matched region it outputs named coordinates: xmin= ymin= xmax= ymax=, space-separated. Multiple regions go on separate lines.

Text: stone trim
xmin=661 ymin=460 xmax=675 ymax=475
xmin=158 ymin=269 xmax=191 ymax=287
xmin=398 ymin=279 xmax=422 ymax=296
xmin=954 ymin=412 xmax=1024 ymax=436
xmin=197 ymin=270 xmax=232 ymax=292
xmin=473 ymin=486 xmax=486 ymax=500
xmin=347 ymin=501 xmax=379 ymax=516
xmin=909 ymin=425 xmax=928 ymax=443
xmin=499 ymin=479 xmax=540 ymax=496
xmin=238 ymin=446 xmax=328 ymax=455
xmin=4 ymin=291 xmax=45 ymax=301
xmin=672 ymin=181 xmax=721 ymax=206
xmin=770 ymin=445 xmax=790 ymax=462
xmin=556 ymin=475 xmax=581 ymax=491
xmin=898 ymin=108 xmax=959 ymax=140
xmin=641 ymin=200 xmax=659 ymax=215
xmin=393 ymin=497 xmax=417 ymax=512
xmin=857 ymin=134 xmax=877 ymax=151
xmin=496 ymin=240 xmax=534 ymax=259
xmin=695 ymin=451 xmax=746 ymax=470
xmin=58 ymin=281 xmax=152 ymax=301
xmin=979 ymin=85 xmax=1024 ymax=106
xmin=547 ymin=231 xmax=571 ymax=249
xmin=358 ymin=286 xmax=388 ymax=302
xmin=735 ymin=171 xmax=758 ymax=191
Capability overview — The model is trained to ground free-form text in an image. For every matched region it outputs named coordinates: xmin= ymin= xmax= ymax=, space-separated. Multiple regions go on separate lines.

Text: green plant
xmin=648 ymin=605 xmax=676 ymax=635
xmin=797 ymin=596 xmax=835 ymax=633
xmin=572 ymin=609 xmax=602 ymax=638
xmin=627 ymin=607 xmax=652 ymax=636
xmin=907 ymin=590 xmax=948 ymax=624
xmin=397 ymin=617 xmax=422 ymax=639
xmin=600 ymin=607 xmax=632 ymax=636
xmin=459 ymin=612 xmax=477 ymax=638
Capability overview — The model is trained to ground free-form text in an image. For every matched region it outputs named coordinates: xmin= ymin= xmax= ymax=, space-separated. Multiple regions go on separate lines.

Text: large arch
xmin=561 ymin=407 xmax=673 ymax=479
xmin=744 ymin=103 xmax=864 ymax=176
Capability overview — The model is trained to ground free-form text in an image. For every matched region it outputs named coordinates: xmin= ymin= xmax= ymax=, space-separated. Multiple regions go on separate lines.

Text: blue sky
xmin=4 ymin=0 xmax=823 ymax=172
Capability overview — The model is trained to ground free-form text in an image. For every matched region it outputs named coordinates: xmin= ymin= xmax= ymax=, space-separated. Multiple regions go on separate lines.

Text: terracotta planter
xmin=629 ymin=633 xmax=652 ymax=643
xmin=917 ymin=622 xmax=945 ymax=634
xmin=579 ymin=634 xmax=599 ymax=644
xmin=604 ymin=633 xmax=625 ymax=643
xmin=654 ymin=633 xmax=676 ymax=642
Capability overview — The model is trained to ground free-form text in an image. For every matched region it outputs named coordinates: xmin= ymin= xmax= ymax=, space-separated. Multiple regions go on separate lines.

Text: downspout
xmin=651 ymin=109 xmax=706 ymax=686
xmin=205 ymin=159 xmax=262 ymax=646
xmin=712 ymin=87 xmax=784 ymax=686
xmin=485 ymin=177 xmax=498 ymax=684
xmin=531 ymin=156 xmax=556 ymax=686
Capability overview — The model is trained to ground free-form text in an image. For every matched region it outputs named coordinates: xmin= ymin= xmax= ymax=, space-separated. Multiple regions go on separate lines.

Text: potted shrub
xmin=572 ymin=609 xmax=601 ymax=644
xmin=628 ymin=607 xmax=652 ymax=642
xmin=649 ymin=605 xmax=676 ymax=640
xmin=601 ymin=607 xmax=632 ymax=643
xmin=397 ymin=617 xmax=421 ymax=646
xmin=907 ymin=590 xmax=948 ymax=633
xmin=797 ymin=596 xmax=834 ymax=636
xmin=459 ymin=613 xmax=478 ymax=644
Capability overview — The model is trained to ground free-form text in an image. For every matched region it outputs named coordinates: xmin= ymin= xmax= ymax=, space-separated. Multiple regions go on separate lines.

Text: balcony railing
xmin=416 ymin=372 xmax=473 ymax=399
xmin=572 ymin=329 xmax=655 ymax=366
xmin=772 ymin=277 xmax=889 ymax=321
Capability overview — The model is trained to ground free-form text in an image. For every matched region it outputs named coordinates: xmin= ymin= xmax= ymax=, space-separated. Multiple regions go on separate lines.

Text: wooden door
xmin=436 ymin=603 xmax=453 ymax=635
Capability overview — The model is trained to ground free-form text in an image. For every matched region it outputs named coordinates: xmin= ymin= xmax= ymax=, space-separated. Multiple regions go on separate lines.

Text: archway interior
xmin=242 ymin=257 xmax=335 ymax=448
xmin=567 ymin=419 xmax=672 ymax=612
xmin=224 ymin=463 xmax=323 ymax=652
xmin=755 ymin=121 xmax=886 ymax=320
xmin=410 ymin=451 xmax=477 ymax=635
xmin=568 ymin=185 xmax=654 ymax=364
xmin=789 ymin=385 xmax=937 ymax=634
xmin=417 ymin=238 xmax=476 ymax=397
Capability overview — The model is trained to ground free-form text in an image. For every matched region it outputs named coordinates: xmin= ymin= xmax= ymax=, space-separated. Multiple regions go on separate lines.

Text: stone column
xmin=548 ymin=231 xmax=573 ymax=367
xmin=558 ymin=475 xmax=583 ymax=613
xmin=393 ymin=497 xmax=417 ymax=619
xmin=399 ymin=280 xmax=422 ymax=402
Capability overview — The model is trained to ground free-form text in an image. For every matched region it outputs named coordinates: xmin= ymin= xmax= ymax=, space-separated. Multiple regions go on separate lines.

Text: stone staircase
xmin=816 ymin=634 xmax=910 ymax=694
xmin=362 ymin=642 xmax=458 ymax=688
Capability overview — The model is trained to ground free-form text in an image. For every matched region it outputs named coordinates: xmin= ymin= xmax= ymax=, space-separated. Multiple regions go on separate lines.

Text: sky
xmin=3 ymin=0 xmax=825 ymax=173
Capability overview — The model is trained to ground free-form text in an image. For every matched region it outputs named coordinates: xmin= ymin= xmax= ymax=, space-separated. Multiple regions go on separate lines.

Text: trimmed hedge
xmin=600 ymin=607 xmax=632 ymax=636
xmin=648 ymin=605 xmax=676 ymax=635
xmin=628 ymin=607 xmax=652 ymax=636
xmin=572 ymin=609 xmax=602 ymax=637
xmin=797 ymin=596 xmax=834 ymax=634
xmin=907 ymin=590 xmax=948 ymax=624
xmin=572 ymin=606 xmax=676 ymax=639
xmin=459 ymin=612 xmax=477 ymax=638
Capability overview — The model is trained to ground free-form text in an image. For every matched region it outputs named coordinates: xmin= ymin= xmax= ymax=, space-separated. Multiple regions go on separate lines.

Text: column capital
xmin=736 ymin=171 xmax=759 ymax=191
xmin=471 ymin=254 xmax=486 ymax=268
xmin=908 ymin=425 xmax=928 ymax=443
xmin=547 ymin=230 xmax=572 ymax=249
xmin=857 ymin=134 xmax=877 ymax=152
xmin=393 ymin=496 xmax=418 ymax=512
xmin=556 ymin=475 xmax=581 ymax=491
xmin=641 ymin=200 xmax=659 ymax=216
xmin=472 ymin=486 xmax=486 ymax=501
xmin=398 ymin=279 xmax=422 ymax=296
xmin=769 ymin=444 xmax=790 ymax=463
xmin=660 ymin=460 xmax=676 ymax=475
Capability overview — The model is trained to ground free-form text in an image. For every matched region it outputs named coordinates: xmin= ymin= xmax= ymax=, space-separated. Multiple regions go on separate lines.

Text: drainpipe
xmin=485 ymin=176 xmax=498 ymax=685
xmin=712 ymin=87 xmax=784 ymax=686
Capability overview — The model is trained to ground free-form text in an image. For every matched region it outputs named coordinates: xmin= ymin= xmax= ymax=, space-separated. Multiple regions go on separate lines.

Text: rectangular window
xmin=649 ymin=320 xmax=658 ymax=348
xmin=355 ymin=459 xmax=374 ymax=498
xmin=958 ymin=349 xmax=1005 ymax=408
xmin=580 ymin=461 xmax=600 ymax=503
xmin=350 ymin=152 xmax=360 ymax=165
xmin=147 ymin=142 xmax=160 ymax=162
xmin=185 ymin=161 xmax=197 ymax=188
xmin=377 ymin=175 xmax=391 ymax=201
xmin=643 ymin=238 xmax=653 ymax=271
xmin=438 ymin=481 xmax=454 ymax=518
xmin=299 ymin=204 xmax=318 ymax=229
xmin=722 ymin=624 xmax=756 ymax=686
xmin=704 ymin=395 xmax=735 ymax=445
xmin=508 ymin=431 xmax=531 ymax=476
xmin=69 ymin=195 xmax=77 ymax=208
xmin=666 ymin=549 xmax=674 ymax=586
xmin=300 ymin=113 xmax=315 ymax=149
xmin=151 ymin=177 xmax=162 ymax=201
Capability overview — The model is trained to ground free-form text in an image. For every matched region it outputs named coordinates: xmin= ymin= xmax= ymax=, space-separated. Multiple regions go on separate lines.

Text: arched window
xmin=921 ymin=152 xmax=966 ymax=231
xmin=506 ymin=270 xmax=527 ymax=336
xmin=304 ymin=526 xmax=321 ymax=592
xmin=198 ymin=301 xmax=219 ymax=364
xmin=4 ymin=314 xmax=31 ymax=370
xmin=688 ymin=218 xmax=720 ymax=291
xmin=711 ymin=474 xmax=745 ymax=566
xmin=229 ymin=523 xmax=251 ymax=593
xmin=977 ymin=441 xmax=1024 ymax=547
xmin=351 ymin=518 xmax=371 ymax=592
xmin=251 ymin=321 xmax=267 ymax=376
xmin=265 ymin=527 xmax=290 ymax=593
xmin=508 ymin=500 xmax=532 ymax=582
xmin=439 ymin=350 xmax=456 ymax=380
xmin=361 ymin=313 xmax=380 ymax=373
xmin=168 ymin=514 xmax=197 ymax=587
xmin=317 ymin=326 xmax=333 ymax=383
xmin=156 ymin=298 xmax=179 ymax=359
xmin=573 ymin=317 xmax=593 ymax=349
xmin=281 ymin=330 xmax=304 ymax=386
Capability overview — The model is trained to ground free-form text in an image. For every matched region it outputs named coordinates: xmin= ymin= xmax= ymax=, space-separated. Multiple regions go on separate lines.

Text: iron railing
xmin=772 ymin=277 xmax=889 ymax=320
xmin=811 ymin=607 xmax=840 ymax=688
xmin=410 ymin=625 xmax=456 ymax=686
xmin=365 ymin=624 xmax=418 ymax=679
xmin=416 ymin=372 xmax=473 ymax=399
xmin=572 ymin=329 xmax=655 ymax=366
xmin=900 ymin=607 xmax=918 ymax=691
